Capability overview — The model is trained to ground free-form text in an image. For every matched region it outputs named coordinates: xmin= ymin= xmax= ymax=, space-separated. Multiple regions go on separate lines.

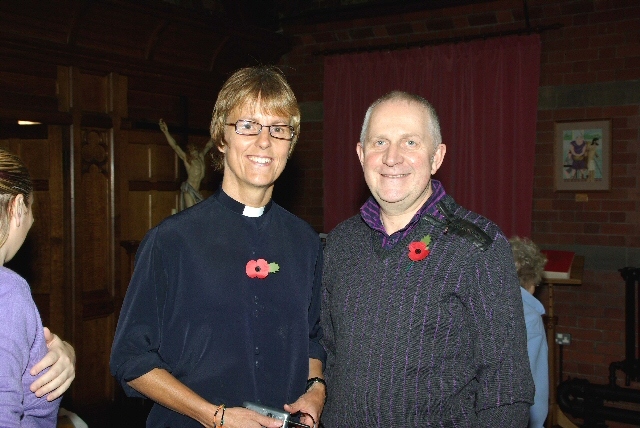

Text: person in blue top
xmin=510 ymin=236 xmax=549 ymax=428
xmin=110 ymin=66 xmax=326 ymax=428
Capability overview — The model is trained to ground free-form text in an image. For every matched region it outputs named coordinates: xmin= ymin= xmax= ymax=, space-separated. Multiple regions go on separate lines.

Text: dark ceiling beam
xmin=282 ymin=0 xmax=497 ymax=25
xmin=0 ymin=36 xmax=212 ymax=83
xmin=0 ymin=0 xmax=292 ymax=82
xmin=108 ymin=0 xmax=265 ymax=43
xmin=66 ymin=1 xmax=94 ymax=46
xmin=314 ymin=22 xmax=562 ymax=56
xmin=145 ymin=18 xmax=169 ymax=61
xmin=208 ymin=35 xmax=230 ymax=73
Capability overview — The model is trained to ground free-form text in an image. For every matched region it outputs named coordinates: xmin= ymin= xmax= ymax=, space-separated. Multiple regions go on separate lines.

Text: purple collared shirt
xmin=360 ymin=179 xmax=446 ymax=249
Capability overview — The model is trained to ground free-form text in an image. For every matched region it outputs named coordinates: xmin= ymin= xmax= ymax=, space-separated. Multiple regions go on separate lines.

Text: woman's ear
xmin=11 ymin=194 xmax=25 ymax=227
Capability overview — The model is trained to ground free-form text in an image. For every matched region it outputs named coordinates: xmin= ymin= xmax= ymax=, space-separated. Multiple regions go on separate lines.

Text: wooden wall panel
xmin=153 ymin=144 xmax=179 ymax=182
xmin=75 ymin=317 xmax=115 ymax=405
xmin=0 ymin=70 xmax=57 ymax=97
xmin=127 ymin=192 xmax=153 ymax=241
xmin=80 ymin=73 xmax=110 ymax=114
xmin=60 ymin=67 xmax=121 ymax=414
xmin=151 ymin=191 xmax=178 ymax=227
xmin=124 ymin=145 xmax=152 ymax=182
xmin=79 ymin=128 xmax=112 ymax=295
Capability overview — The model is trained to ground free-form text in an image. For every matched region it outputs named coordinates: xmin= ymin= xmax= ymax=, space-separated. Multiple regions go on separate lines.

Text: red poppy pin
xmin=246 ymin=259 xmax=280 ymax=279
xmin=408 ymin=235 xmax=432 ymax=261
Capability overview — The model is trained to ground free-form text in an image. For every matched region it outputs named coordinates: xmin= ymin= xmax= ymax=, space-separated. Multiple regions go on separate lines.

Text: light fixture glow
xmin=17 ymin=120 xmax=42 ymax=125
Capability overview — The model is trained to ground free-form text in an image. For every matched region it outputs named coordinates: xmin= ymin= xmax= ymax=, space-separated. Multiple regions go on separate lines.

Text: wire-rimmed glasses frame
xmin=226 ymin=119 xmax=295 ymax=141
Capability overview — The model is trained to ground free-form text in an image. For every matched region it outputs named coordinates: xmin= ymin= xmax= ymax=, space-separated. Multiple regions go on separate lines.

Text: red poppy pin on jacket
xmin=408 ymin=235 xmax=431 ymax=262
xmin=246 ymin=259 xmax=280 ymax=279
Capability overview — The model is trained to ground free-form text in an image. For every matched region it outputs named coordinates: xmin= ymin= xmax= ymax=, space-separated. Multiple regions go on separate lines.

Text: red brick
xmin=590 ymin=57 xmax=625 ymax=71
xmin=582 ymin=223 xmax=601 ymax=234
xmin=349 ymin=28 xmax=375 ymax=40
xmin=426 ymin=17 xmax=455 ymax=31
xmin=616 ymin=44 xmax=640 ymax=58
xmin=313 ymin=31 xmax=338 ymax=43
xmin=495 ymin=10 xmax=514 ymax=24
xmin=563 ymin=71 xmax=594 ymax=85
xmin=590 ymin=33 xmax=626 ymax=48
xmin=565 ymin=348 xmax=608 ymax=365
xmin=553 ymin=108 xmax=589 ymax=121
xmin=594 ymin=318 xmax=625 ymax=332
xmin=596 ymin=69 xmax=617 ymax=81
xmin=576 ymin=317 xmax=596 ymax=329
xmin=603 ymin=105 xmax=640 ymax=116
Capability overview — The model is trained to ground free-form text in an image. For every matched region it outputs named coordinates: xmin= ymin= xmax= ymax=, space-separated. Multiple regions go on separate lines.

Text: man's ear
xmin=430 ymin=144 xmax=446 ymax=175
xmin=356 ymin=142 xmax=365 ymax=167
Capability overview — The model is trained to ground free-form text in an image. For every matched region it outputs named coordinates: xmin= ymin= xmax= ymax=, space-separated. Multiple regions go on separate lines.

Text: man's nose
xmin=382 ymin=142 xmax=402 ymax=166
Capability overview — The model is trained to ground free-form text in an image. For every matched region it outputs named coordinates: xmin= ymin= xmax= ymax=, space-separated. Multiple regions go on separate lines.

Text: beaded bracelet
xmin=213 ymin=403 xmax=225 ymax=428
xmin=220 ymin=405 xmax=226 ymax=427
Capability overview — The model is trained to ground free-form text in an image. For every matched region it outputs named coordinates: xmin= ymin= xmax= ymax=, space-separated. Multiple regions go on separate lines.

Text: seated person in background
xmin=0 ymin=147 xmax=74 ymax=426
xmin=510 ymin=236 xmax=549 ymax=428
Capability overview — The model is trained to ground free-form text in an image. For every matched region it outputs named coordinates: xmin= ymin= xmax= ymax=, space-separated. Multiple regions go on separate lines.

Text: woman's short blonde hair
xmin=209 ymin=66 xmax=300 ymax=171
xmin=0 ymin=148 xmax=33 ymax=248
xmin=509 ymin=236 xmax=547 ymax=288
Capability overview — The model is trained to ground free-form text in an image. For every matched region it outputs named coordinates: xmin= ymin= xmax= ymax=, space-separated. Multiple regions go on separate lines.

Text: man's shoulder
xmin=323 ymin=215 xmax=367 ymax=255
xmin=440 ymin=195 xmax=507 ymax=241
xmin=327 ymin=214 xmax=365 ymax=237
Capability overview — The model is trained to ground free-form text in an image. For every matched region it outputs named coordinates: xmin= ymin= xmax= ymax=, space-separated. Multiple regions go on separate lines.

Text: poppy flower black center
xmin=255 ymin=266 xmax=261 ymax=272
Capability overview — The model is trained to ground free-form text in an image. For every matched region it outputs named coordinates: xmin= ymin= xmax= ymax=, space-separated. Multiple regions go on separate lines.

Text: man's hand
xmin=29 ymin=327 xmax=76 ymax=401
xmin=284 ymin=383 xmax=326 ymax=428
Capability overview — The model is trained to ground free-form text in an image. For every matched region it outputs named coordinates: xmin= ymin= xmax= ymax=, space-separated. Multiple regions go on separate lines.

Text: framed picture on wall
xmin=554 ymin=119 xmax=612 ymax=191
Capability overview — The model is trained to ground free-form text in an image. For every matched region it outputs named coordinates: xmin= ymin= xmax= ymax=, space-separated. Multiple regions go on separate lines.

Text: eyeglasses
xmin=226 ymin=120 xmax=295 ymax=141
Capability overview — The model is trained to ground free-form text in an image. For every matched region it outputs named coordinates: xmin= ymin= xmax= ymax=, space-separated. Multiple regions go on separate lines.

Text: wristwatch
xmin=305 ymin=377 xmax=327 ymax=392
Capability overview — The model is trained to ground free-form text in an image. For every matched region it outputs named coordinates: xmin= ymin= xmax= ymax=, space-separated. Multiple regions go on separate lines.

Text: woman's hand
xmin=284 ymin=383 xmax=326 ymax=428
xmin=209 ymin=406 xmax=283 ymax=428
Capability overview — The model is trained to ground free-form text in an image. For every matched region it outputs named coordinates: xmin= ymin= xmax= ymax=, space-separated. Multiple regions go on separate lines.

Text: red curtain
xmin=323 ymin=34 xmax=541 ymax=238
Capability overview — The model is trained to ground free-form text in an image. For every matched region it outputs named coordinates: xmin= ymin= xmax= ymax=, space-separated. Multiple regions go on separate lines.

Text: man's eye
xmin=374 ymin=140 xmax=385 ymax=146
xmin=406 ymin=140 xmax=417 ymax=146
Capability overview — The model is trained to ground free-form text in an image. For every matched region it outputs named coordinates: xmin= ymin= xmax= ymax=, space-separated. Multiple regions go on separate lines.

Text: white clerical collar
xmin=242 ymin=205 xmax=265 ymax=217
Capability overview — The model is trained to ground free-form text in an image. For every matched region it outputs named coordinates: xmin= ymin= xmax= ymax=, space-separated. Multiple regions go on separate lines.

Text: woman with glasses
xmin=111 ymin=66 xmax=325 ymax=428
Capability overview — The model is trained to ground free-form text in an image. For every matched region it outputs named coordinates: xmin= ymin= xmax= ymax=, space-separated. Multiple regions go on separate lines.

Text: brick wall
xmin=280 ymin=0 xmax=640 ymax=425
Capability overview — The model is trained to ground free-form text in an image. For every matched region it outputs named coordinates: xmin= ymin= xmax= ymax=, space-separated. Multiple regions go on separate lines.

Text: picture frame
xmin=554 ymin=119 xmax=611 ymax=191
